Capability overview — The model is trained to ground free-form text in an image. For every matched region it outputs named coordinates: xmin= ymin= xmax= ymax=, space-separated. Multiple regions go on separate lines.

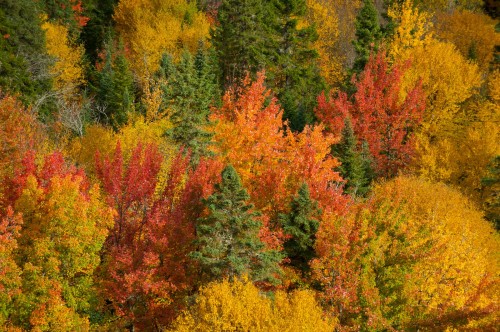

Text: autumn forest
xmin=0 ymin=0 xmax=499 ymax=330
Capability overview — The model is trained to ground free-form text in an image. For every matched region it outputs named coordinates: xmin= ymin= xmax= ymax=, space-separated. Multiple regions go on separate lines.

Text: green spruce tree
xmin=93 ymin=40 xmax=134 ymax=129
xmin=352 ymin=0 xmax=382 ymax=73
xmin=211 ymin=0 xmax=275 ymax=88
xmin=272 ymin=0 xmax=325 ymax=132
xmin=191 ymin=165 xmax=282 ymax=283
xmin=158 ymin=46 xmax=219 ymax=163
xmin=279 ymin=183 xmax=322 ymax=274
xmin=0 ymin=0 xmax=52 ymax=112
xmin=332 ymin=117 xmax=373 ymax=196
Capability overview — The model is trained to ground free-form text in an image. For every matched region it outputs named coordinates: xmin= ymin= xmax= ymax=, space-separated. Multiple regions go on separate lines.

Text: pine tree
xmin=272 ymin=0 xmax=325 ymax=132
xmin=332 ymin=117 xmax=373 ymax=196
xmin=80 ymin=0 xmax=118 ymax=63
xmin=279 ymin=183 xmax=321 ymax=273
xmin=191 ymin=165 xmax=282 ymax=283
xmin=211 ymin=0 xmax=275 ymax=88
xmin=93 ymin=40 xmax=134 ymax=129
xmin=159 ymin=47 xmax=219 ymax=163
xmin=0 ymin=0 xmax=52 ymax=111
xmin=352 ymin=0 xmax=382 ymax=72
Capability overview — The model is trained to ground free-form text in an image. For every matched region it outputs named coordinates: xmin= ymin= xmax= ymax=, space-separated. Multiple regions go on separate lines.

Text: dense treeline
xmin=0 ymin=0 xmax=499 ymax=330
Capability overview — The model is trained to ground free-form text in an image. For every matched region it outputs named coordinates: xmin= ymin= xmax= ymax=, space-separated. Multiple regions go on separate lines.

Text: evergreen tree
xmin=352 ymin=0 xmax=382 ymax=73
xmin=80 ymin=0 xmax=118 ymax=63
xmin=191 ymin=165 xmax=282 ymax=283
xmin=332 ymin=117 xmax=373 ymax=196
xmin=93 ymin=40 xmax=134 ymax=129
xmin=279 ymin=183 xmax=322 ymax=273
xmin=0 ymin=0 xmax=52 ymax=110
xmin=158 ymin=46 xmax=219 ymax=163
xmin=212 ymin=0 xmax=323 ymax=131
xmin=272 ymin=0 xmax=325 ymax=132
xmin=211 ymin=0 xmax=275 ymax=88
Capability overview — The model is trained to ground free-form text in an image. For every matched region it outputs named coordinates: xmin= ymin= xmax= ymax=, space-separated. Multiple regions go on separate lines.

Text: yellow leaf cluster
xmin=170 ymin=276 xmax=336 ymax=331
xmin=400 ymin=39 xmax=482 ymax=130
xmin=388 ymin=0 xmax=433 ymax=61
xmin=66 ymin=115 xmax=175 ymax=177
xmin=113 ymin=0 xmax=210 ymax=85
xmin=41 ymin=18 xmax=85 ymax=96
xmin=304 ymin=0 xmax=344 ymax=86
xmin=434 ymin=10 xmax=500 ymax=70
xmin=374 ymin=176 xmax=500 ymax=328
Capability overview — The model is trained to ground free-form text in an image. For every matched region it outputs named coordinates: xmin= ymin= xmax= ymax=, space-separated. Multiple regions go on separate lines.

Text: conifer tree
xmin=159 ymin=47 xmax=219 ymax=163
xmin=211 ymin=0 xmax=274 ymax=88
xmin=272 ymin=0 xmax=325 ymax=131
xmin=0 ymin=0 xmax=52 ymax=110
xmin=352 ymin=0 xmax=382 ymax=72
xmin=93 ymin=41 xmax=134 ymax=129
xmin=279 ymin=183 xmax=322 ymax=273
xmin=191 ymin=165 xmax=282 ymax=283
xmin=332 ymin=117 xmax=373 ymax=196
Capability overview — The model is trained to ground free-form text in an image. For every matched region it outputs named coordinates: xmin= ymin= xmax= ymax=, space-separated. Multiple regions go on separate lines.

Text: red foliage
xmin=316 ymin=52 xmax=425 ymax=177
xmin=2 ymin=150 xmax=86 ymax=210
xmin=95 ymin=143 xmax=223 ymax=328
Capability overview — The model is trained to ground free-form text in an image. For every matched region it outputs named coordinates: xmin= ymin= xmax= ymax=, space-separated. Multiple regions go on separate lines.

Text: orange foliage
xmin=211 ymin=72 xmax=347 ymax=220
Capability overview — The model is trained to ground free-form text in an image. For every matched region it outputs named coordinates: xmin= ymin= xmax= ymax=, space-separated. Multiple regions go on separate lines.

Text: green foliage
xmin=212 ymin=0 xmax=323 ymax=131
xmin=191 ymin=165 xmax=282 ymax=283
xmin=272 ymin=0 xmax=325 ymax=132
xmin=93 ymin=40 xmax=135 ymax=129
xmin=352 ymin=0 xmax=382 ymax=73
xmin=211 ymin=0 xmax=275 ymax=88
xmin=80 ymin=0 xmax=118 ymax=63
xmin=158 ymin=46 xmax=220 ymax=163
xmin=279 ymin=183 xmax=321 ymax=273
xmin=0 ymin=0 xmax=52 ymax=110
xmin=332 ymin=117 xmax=374 ymax=196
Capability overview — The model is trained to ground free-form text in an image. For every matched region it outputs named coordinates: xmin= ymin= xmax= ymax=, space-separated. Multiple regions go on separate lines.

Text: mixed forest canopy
xmin=0 ymin=0 xmax=499 ymax=330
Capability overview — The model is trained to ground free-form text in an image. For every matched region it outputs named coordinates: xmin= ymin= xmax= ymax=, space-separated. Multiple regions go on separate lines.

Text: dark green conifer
xmin=0 ymin=0 xmax=52 ymax=111
xmin=93 ymin=41 xmax=134 ymax=129
xmin=352 ymin=0 xmax=382 ymax=73
xmin=332 ymin=117 xmax=374 ymax=196
xmin=159 ymin=47 xmax=219 ymax=163
xmin=272 ymin=0 xmax=325 ymax=132
xmin=279 ymin=183 xmax=321 ymax=273
xmin=191 ymin=165 xmax=282 ymax=283
xmin=211 ymin=0 xmax=274 ymax=88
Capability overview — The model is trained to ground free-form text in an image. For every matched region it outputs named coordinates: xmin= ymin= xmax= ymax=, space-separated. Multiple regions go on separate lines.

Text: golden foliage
xmin=434 ymin=10 xmax=499 ymax=70
xmin=373 ymin=177 xmax=499 ymax=329
xmin=67 ymin=115 xmax=175 ymax=177
xmin=41 ymin=18 xmax=85 ymax=96
xmin=113 ymin=0 xmax=210 ymax=84
xmin=304 ymin=0 xmax=344 ymax=86
xmin=170 ymin=276 xmax=336 ymax=331
xmin=388 ymin=0 xmax=433 ymax=61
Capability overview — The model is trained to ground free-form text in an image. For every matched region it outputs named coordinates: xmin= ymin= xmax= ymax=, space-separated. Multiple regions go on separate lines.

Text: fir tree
xmin=159 ymin=47 xmax=219 ymax=163
xmin=279 ymin=183 xmax=322 ymax=273
xmin=272 ymin=0 xmax=325 ymax=132
xmin=191 ymin=165 xmax=282 ymax=283
xmin=352 ymin=0 xmax=382 ymax=73
xmin=93 ymin=41 xmax=134 ymax=129
xmin=0 ymin=0 xmax=52 ymax=111
xmin=211 ymin=0 xmax=275 ymax=88
xmin=332 ymin=117 xmax=373 ymax=196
